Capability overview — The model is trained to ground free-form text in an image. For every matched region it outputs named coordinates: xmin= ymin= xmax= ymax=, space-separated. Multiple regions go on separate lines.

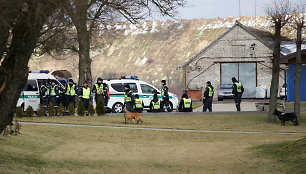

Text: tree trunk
xmin=0 ymin=1 xmax=56 ymax=132
xmin=294 ymin=23 xmax=302 ymax=125
xmin=75 ymin=0 xmax=92 ymax=86
xmin=268 ymin=22 xmax=282 ymax=122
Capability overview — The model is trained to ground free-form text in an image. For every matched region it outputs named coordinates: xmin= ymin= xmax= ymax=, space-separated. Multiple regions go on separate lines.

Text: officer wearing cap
xmin=49 ymin=79 xmax=60 ymax=115
xmin=161 ymin=80 xmax=170 ymax=112
xmin=124 ymin=84 xmax=135 ymax=112
xmin=92 ymin=77 xmax=107 ymax=106
xmin=79 ymin=81 xmax=91 ymax=116
xmin=232 ymin=77 xmax=244 ymax=111
xmin=40 ymin=80 xmax=50 ymax=116
xmin=65 ymin=79 xmax=77 ymax=110
xmin=203 ymin=81 xmax=214 ymax=112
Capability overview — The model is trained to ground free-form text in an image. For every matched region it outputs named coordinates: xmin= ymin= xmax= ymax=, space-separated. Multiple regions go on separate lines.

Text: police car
xmin=17 ymin=70 xmax=64 ymax=111
xmin=103 ymin=76 xmax=179 ymax=113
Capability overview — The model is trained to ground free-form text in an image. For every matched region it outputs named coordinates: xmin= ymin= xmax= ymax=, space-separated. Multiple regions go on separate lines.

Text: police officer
xmin=134 ymin=94 xmax=144 ymax=113
xmin=178 ymin=93 xmax=192 ymax=112
xmin=65 ymin=79 xmax=77 ymax=109
xmin=232 ymin=77 xmax=244 ymax=111
xmin=79 ymin=81 xmax=91 ymax=116
xmin=124 ymin=84 xmax=135 ymax=112
xmin=161 ymin=80 xmax=170 ymax=112
xmin=203 ymin=81 xmax=214 ymax=112
xmin=103 ymin=82 xmax=109 ymax=107
xmin=150 ymin=90 xmax=161 ymax=112
xmin=40 ymin=80 xmax=49 ymax=116
xmin=92 ymin=78 xmax=106 ymax=105
xmin=49 ymin=79 xmax=60 ymax=115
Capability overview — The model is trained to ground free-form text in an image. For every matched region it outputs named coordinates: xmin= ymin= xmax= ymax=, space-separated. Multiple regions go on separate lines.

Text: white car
xmin=103 ymin=76 xmax=179 ymax=113
xmin=17 ymin=70 xmax=64 ymax=111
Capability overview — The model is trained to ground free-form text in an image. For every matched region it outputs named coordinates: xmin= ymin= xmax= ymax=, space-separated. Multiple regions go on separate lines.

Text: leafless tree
xmin=266 ymin=0 xmax=293 ymax=123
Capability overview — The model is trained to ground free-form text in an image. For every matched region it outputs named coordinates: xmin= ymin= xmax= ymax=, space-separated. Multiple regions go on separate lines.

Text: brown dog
xmin=123 ymin=108 xmax=143 ymax=124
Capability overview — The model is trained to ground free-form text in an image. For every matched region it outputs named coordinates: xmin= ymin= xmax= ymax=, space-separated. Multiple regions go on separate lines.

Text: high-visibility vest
xmin=124 ymin=91 xmax=132 ymax=103
xmin=161 ymin=85 xmax=168 ymax=96
xmin=50 ymin=85 xmax=57 ymax=96
xmin=235 ymin=82 xmax=242 ymax=93
xmin=95 ymin=83 xmax=104 ymax=94
xmin=183 ymin=98 xmax=191 ymax=108
xmin=82 ymin=87 xmax=91 ymax=99
xmin=207 ymin=86 xmax=214 ymax=97
xmin=152 ymin=100 xmax=161 ymax=110
xmin=66 ymin=84 xmax=76 ymax=96
xmin=40 ymin=85 xmax=49 ymax=96
xmin=134 ymin=99 xmax=143 ymax=109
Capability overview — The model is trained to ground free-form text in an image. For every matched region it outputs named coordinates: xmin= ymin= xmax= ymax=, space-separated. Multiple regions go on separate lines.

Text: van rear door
xmin=23 ymin=80 xmax=40 ymax=111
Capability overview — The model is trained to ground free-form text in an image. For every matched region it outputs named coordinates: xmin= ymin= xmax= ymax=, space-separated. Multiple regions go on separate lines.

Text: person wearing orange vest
xmin=79 ymin=81 xmax=91 ymax=116
xmin=203 ymin=81 xmax=214 ymax=112
xmin=232 ymin=77 xmax=244 ymax=111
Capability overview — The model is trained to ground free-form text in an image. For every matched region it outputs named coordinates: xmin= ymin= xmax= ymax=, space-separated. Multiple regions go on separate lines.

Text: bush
xmin=58 ymin=103 xmax=65 ymax=116
xmin=96 ymin=96 xmax=106 ymax=116
xmin=16 ymin=106 xmax=24 ymax=118
xmin=77 ymin=100 xmax=85 ymax=116
xmin=68 ymin=102 xmax=75 ymax=116
xmin=88 ymin=104 xmax=95 ymax=116
xmin=48 ymin=102 xmax=55 ymax=116
xmin=25 ymin=106 xmax=34 ymax=117
xmin=36 ymin=104 xmax=44 ymax=117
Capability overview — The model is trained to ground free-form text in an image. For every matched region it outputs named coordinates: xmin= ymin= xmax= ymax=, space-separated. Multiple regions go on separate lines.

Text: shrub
xmin=16 ymin=107 xmax=24 ymax=118
xmin=48 ymin=102 xmax=55 ymax=116
xmin=88 ymin=104 xmax=95 ymax=116
xmin=77 ymin=100 xmax=85 ymax=116
xmin=58 ymin=103 xmax=65 ymax=116
xmin=25 ymin=106 xmax=34 ymax=117
xmin=36 ymin=104 xmax=44 ymax=117
xmin=96 ymin=96 xmax=106 ymax=116
xmin=68 ymin=102 xmax=75 ymax=116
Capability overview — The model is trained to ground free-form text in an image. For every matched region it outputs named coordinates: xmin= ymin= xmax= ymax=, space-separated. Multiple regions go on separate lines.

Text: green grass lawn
xmin=285 ymin=101 xmax=306 ymax=109
xmin=1 ymin=112 xmax=306 ymax=173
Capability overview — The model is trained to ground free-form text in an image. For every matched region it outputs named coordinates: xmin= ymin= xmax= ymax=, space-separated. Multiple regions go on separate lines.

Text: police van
xmin=17 ymin=70 xmax=64 ymax=111
xmin=103 ymin=76 xmax=179 ymax=113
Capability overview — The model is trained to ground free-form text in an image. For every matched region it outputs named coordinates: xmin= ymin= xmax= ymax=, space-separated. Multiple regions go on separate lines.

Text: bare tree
xmin=266 ymin=0 xmax=293 ymax=123
xmin=292 ymin=1 xmax=306 ymax=125
xmin=0 ymin=0 xmax=60 ymax=132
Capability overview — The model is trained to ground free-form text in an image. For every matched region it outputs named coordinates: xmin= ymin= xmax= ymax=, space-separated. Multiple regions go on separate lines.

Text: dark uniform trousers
xmin=234 ymin=94 xmax=242 ymax=111
xmin=125 ymin=102 xmax=134 ymax=112
xmin=203 ymin=97 xmax=213 ymax=112
xmin=162 ymin=97 xmax=170 ymax=111
xmin=65 ymin=95 xmax=76 ymax=108
xmin=42 ymin=96 xmax=49 ymax=114
xmin=95 ymin=94 xmax=103 ymax=104
xmin=50 ymin=96 xmax=58 ymax=113
xmin=82 ymin=98 xmax=90 ymax=111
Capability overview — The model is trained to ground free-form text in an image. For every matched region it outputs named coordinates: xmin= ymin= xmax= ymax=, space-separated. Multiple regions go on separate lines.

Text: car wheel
xmin=218 ymin=97 xmax=223 ymax=101
xmin=112 ymin=102 xmax=123 ymax=113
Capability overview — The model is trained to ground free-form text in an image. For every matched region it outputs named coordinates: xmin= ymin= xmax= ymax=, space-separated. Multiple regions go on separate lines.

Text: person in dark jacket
xmin=92 ymin=78 xmax=107 ymax=105
xmin=232 ymin=77 xmax=244 ymax=111
xmin=150 ymin=90 xmax=161 ymax=112
xmin=178 ymin=93 xmax=193 ymax=112
xmin=161 ymin=80 xmax=170 ymax=112
xmin=65 ymin=79 xmax=77 ymax=109
xmin=103 ymin=83 xmax=109 ymax=106
xmin=133 ymin=94 xmax=144 ymax=113
xmin=49 ymin=79 xmax=60 ymax=115
xmin=79 ymin=81 xmax=91 ymax=115
xmin=203 ymin=81 xmax=214 ymax=112
xmin=124 ymin=84 xmax=135 ymax=112
xmin=40 ymin=80 xmax=50 ymax=116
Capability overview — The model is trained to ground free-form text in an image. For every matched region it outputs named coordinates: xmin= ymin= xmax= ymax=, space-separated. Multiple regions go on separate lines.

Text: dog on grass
xmin=123 ymin=108 xmax=143 ymax=124
xmin=273 ymin=109 xmax=298 ymax=126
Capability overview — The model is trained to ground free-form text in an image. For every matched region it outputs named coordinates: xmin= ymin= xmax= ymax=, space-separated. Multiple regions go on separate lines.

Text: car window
xmin=111 ymin=83 xmax=124 ymax=92
xmin=141 ymin=84 xmax=156 ymax=94
xmin=24 ymin=80 xmax=38 ymax=91
xmin=220 ymin=85 xmax=233 ymax=89
xmin=125 ymin=83 xmax=138 ymax=93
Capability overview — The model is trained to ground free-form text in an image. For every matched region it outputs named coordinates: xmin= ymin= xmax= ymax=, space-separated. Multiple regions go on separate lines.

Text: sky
xmin=158 ymin=0 xmax=302 ymax=20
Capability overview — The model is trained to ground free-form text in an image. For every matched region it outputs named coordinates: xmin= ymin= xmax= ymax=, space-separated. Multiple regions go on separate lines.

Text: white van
xmin=17 ymin=70 xmax=64 ymax=111
xmin=103 ymin=76 xmax=179 ymax=113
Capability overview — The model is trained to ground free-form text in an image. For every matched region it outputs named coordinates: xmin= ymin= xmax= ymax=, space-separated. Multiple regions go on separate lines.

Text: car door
xmin=23 ymin=79 xmax=40 ymax=111
xmin=140 ymin=84 xmax=158 ymax=107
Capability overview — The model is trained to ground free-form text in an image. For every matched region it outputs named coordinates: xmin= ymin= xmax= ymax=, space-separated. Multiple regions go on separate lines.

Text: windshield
xmin=220 ymin=84 xmax=233 ymax=89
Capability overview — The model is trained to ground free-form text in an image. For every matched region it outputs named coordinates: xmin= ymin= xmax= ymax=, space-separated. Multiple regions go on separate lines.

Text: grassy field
xmin=1 ymin=112 xmax=306 ymax=173
xmin=285 ymin=101 xmax=306 ymax=109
